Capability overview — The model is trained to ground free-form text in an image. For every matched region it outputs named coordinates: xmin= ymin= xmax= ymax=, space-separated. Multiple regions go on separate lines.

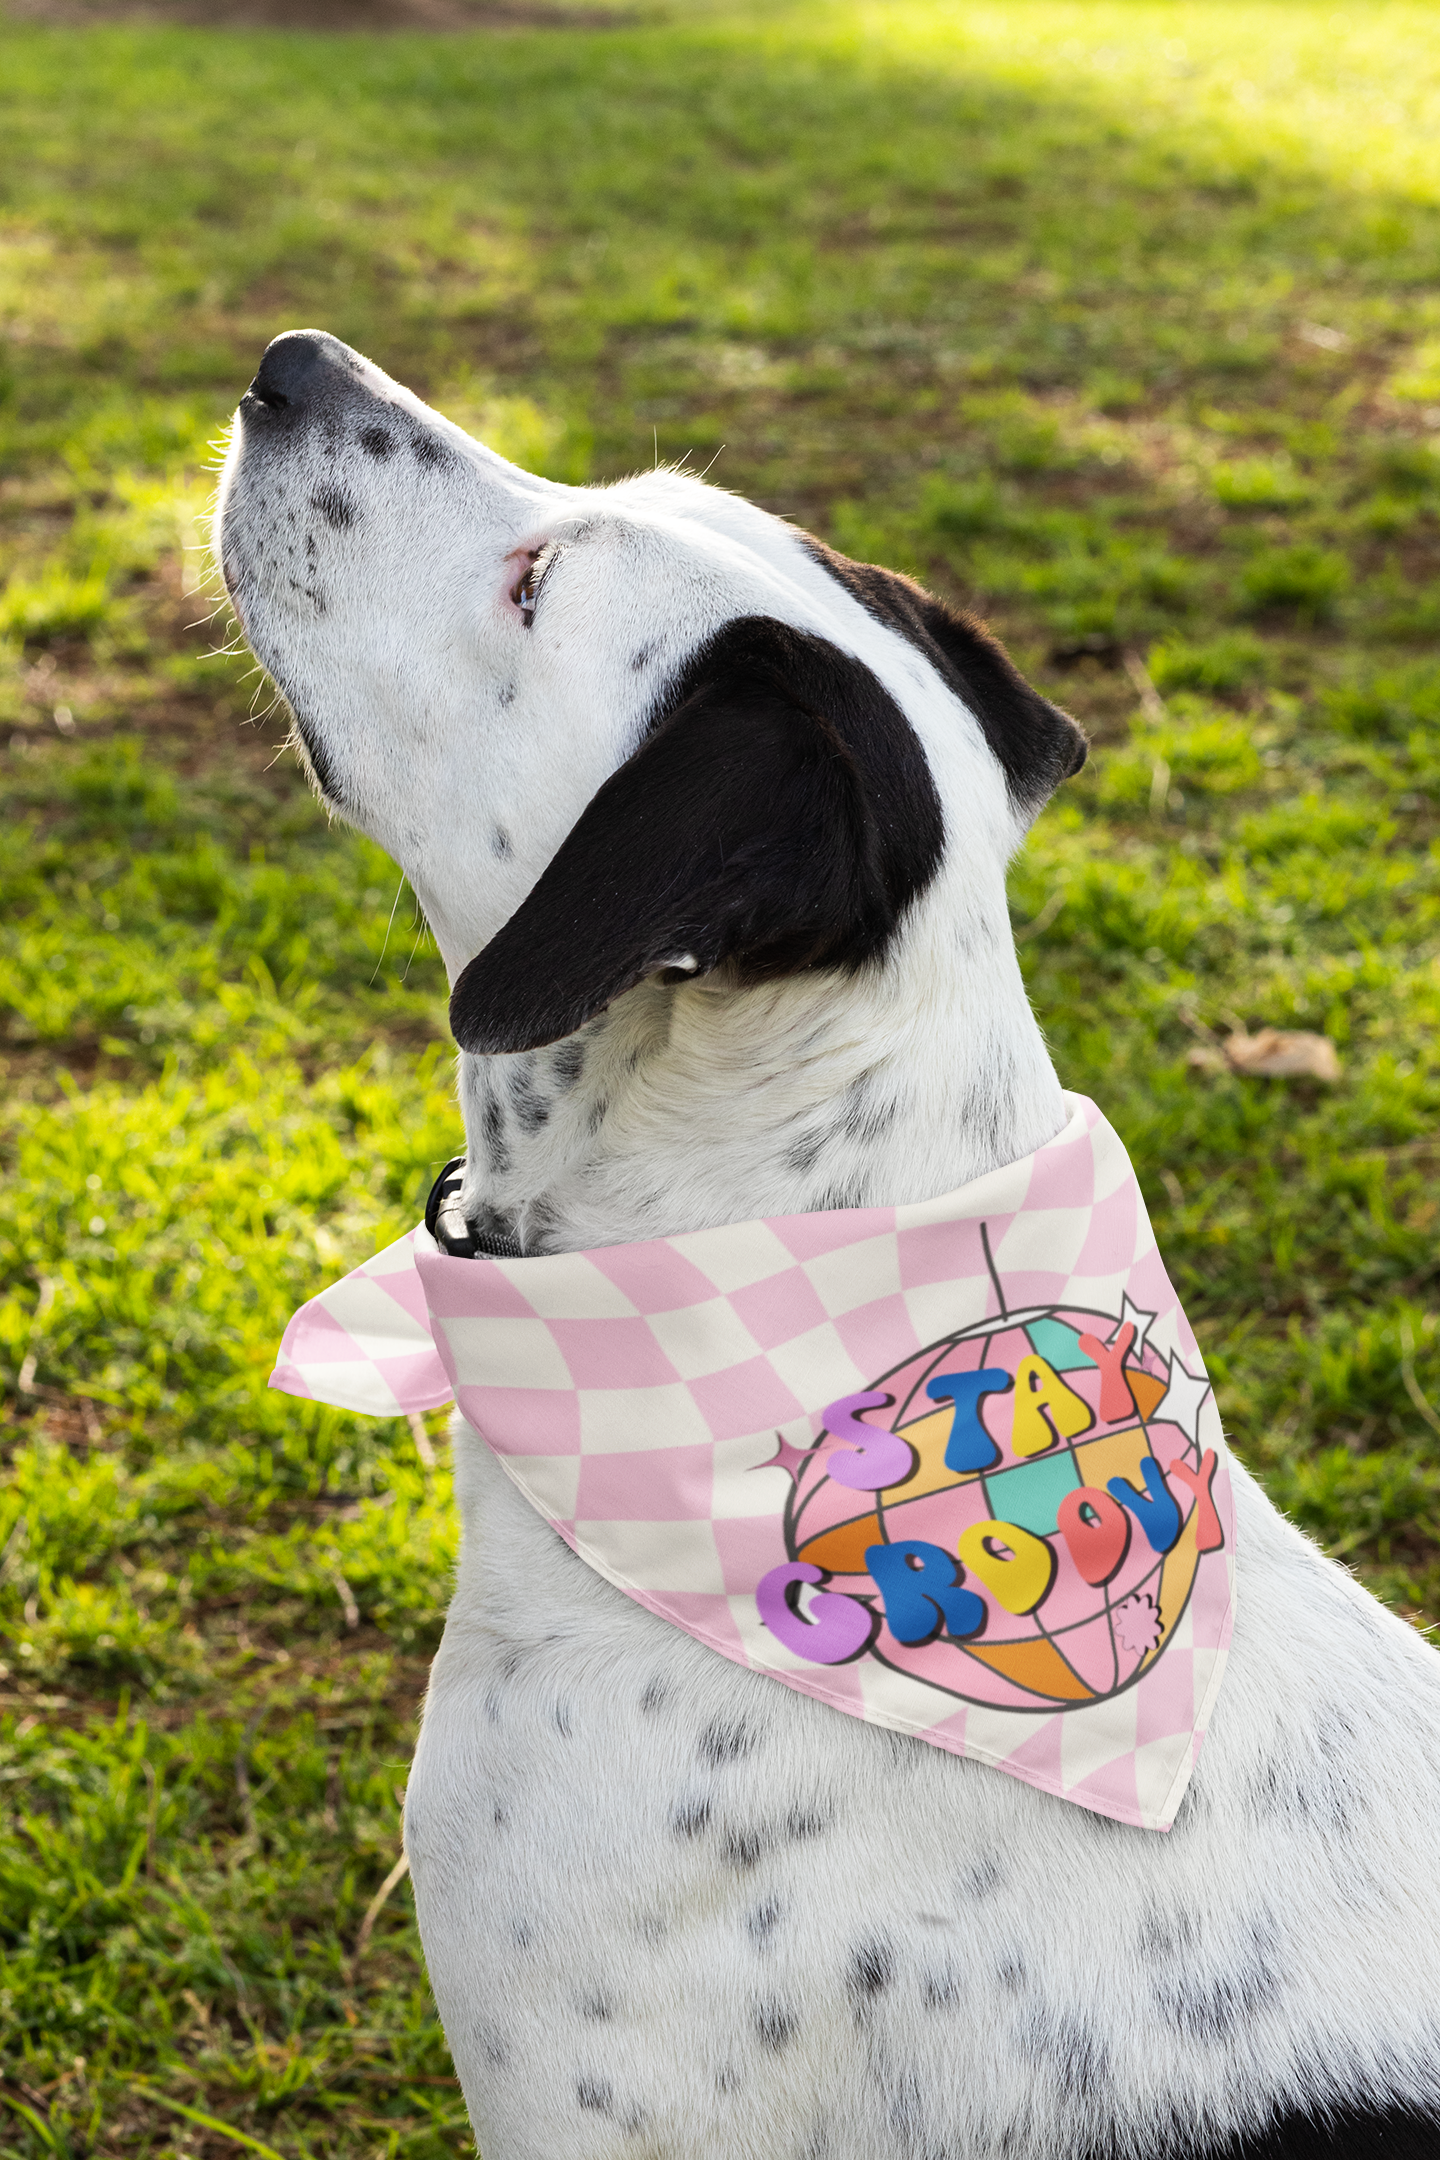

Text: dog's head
xmin=216 ymin=330 xmax=1085 ymax=1059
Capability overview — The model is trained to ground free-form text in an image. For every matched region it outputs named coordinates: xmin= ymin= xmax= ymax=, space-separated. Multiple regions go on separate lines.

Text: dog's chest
xmin=400 ymin=1432 xmax=1387 ymax=2160
xmin=404 ymin=1432 xmax=1051 ymax=2154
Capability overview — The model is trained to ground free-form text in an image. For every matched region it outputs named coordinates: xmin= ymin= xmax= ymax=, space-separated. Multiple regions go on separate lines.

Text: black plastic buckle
xmin=423 ymin=1157 xmax=523 ymax=1260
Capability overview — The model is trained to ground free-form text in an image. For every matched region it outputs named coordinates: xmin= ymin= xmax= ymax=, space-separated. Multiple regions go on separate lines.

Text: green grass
xmin=5 ymin=0 xmax=1440 ymax=2149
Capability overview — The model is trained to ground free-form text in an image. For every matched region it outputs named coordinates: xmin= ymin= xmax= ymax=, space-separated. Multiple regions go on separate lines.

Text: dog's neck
xmin=452 ymin=886 xmax=1067 ymax=1255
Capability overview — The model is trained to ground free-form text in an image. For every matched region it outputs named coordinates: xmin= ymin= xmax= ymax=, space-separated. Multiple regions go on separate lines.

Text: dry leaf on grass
xmin=1223 ymin=1028 xmax=1341 ymax=1081
xmin=1187 ymin=1029 xmax=1342 ymax=1081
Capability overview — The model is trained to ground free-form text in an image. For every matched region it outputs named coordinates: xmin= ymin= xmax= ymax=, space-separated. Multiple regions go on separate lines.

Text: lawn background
xmin=4 ymin=2 xmax=1440 ymax=2152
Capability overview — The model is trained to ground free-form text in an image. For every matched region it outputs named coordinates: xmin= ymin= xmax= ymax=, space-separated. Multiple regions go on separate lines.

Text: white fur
xmin=216 ymin=335 xmax=1440 ymax=2158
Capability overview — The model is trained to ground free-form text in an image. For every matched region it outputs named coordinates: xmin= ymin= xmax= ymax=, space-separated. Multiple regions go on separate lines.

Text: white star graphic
xmin=1116 ymin=1292 xmax=1157 ymax=1361
xmin=1153 ymin=1351 xmax=1211 ymax=1444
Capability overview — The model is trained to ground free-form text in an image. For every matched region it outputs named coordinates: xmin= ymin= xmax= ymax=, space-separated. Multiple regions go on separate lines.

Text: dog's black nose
xmin=247 ymin=330 xmax=335 ymax=412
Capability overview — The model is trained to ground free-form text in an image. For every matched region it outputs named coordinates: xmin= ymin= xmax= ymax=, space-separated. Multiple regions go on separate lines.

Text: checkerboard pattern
xmin=271 ymin=1095 xmax=1236 ymax=1830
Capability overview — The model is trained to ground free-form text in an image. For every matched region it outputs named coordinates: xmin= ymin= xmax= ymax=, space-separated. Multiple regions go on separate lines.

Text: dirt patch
xmin=5 ymin=0 xmax=635 ymax=29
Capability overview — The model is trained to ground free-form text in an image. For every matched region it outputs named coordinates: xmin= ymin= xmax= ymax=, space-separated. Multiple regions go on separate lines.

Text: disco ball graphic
xmin=780 ymin=1299 xmax=1220 ymax=1713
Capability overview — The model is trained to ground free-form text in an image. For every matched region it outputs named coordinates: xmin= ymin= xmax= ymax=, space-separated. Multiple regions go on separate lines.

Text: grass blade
xmin=125 ymin=2087 xmax=292 ymax=2160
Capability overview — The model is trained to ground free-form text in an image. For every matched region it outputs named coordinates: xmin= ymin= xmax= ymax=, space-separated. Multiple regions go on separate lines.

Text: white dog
xmin=216 ymin=331 xmax=1440 ymax=2160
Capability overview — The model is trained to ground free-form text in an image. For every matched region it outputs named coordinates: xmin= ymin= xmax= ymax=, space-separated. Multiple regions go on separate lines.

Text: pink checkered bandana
xmin=271 ymin=1094 xmax=1234 ymax=1830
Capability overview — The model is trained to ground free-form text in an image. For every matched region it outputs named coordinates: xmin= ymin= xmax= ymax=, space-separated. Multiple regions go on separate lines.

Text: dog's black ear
xmin=449 ymin=617 xmax=944 ymax=1055
xmin=800 ymin=537 xmax=1088 ymax=807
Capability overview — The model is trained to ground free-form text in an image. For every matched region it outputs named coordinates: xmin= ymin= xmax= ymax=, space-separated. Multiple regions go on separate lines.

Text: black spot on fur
xmin=511 ymin=1917 xmax=534 ymax=1949
xmin=510 ymin=1065 xmax=551 ymax=1134
xmin=848 ymin=1938 xmax=893 ymax=1999
xmin=498 ymin=681 xmax=517 ymax=709
xmin=491 ymin=825 xmax=513 ymax=858
xmin=576 ymin=2075 xmax=612 ymax=2115
xmin=581 ymin=1992 xmax=613 ymax=2022
xmin=587 ymin=1096 xmax=609 ymax=1135
xmin=1164 ymin=1920 xmax=1283 ymax=2045
xmin=699 ymin=1716 xmax=756 ymax=1767
xmin=786 ymin=1130 xmax=825 ymax=1175
xmin=553 ymin=1699 xmax=573 ymax=1737
xmin=801 ymin=533 xmax=1087 ymax=810
xmin=724 ymin=1827 xmax=765 ymax=1870
xmin=480 ymin=2024 xmax=510 ymax=2070
xmin=1246 ymin=1708 xmax=1362 ymax=1834
xmin=449 ymin=615 xmax=947 ymax=1055
xmin=842 ymin=1069 xmax=900 ymax=1144
xmin=482 ymin=1091 xmax=511 ymax=1175
xmin=553 ymin=1039 xmax=586 ymax=1090
xmin=632 ymin=645 xmax=654 ymax=671
xmin=997 ymin=1953 xmax=1027 ymax=1994
xmin=921 ymin=1967 xmax=964 ymax=2011
xmin=715 ymin=2061 xmax=741 ymax=2097
xmin=959 ymin=1853 xmax=1005 ymax=1901
xmin=753 ymin=1999 xmax=797 ymax=2050
xmin=671 ymin=1795 xmax=712 ymax=1839
xmin=521 ymin=1195 xmax=556 ymax=1252
xmin=881 ymin=2070 xmax=937 ymax=2151
xmin=747 ymin=1896 xmax=782 ymax=1948
xmin=411 ymin=430 xmax=452 ymax=470
xmin=786 ymin=1803 xmax=832 ymax=1842
xmin=1139 ymin=1905 xmax=1197 ymax=1963
xmin=1247 ymin=1759 xmax=1286 ymax=1821
xmin=639 ymin=1675 xmax=668 ymax=1715
xmin=311 ymin=483 xmax=357 ymax=530
xmin=492 ymin=1800 xmax=509 ymax=1830
xmin=1015 ymin=2003 xmax=1110 ymax=2099
xmin=359 ymin=425 xmax=394 ymax=460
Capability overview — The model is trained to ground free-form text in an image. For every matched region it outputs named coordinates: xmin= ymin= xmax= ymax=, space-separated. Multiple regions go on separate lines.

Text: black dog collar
xmin=423 ymin=1157 xmax=524 ymax=1261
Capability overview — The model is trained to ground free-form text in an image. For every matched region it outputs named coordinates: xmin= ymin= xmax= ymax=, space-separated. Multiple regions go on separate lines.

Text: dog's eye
xmin=512 ymin=547 xmax=553 ymax=627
